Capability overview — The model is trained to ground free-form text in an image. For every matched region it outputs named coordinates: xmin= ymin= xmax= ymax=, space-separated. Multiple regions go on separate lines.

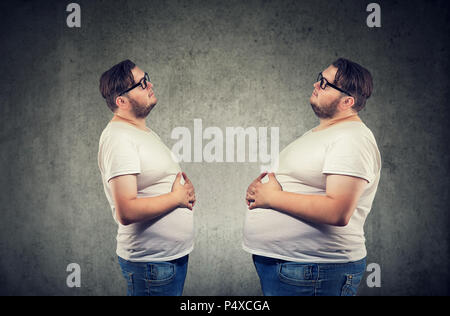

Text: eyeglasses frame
xmin=118 ymin=72 xmax=151 ymax=96
xmin=316 ymin=72 xmax=352 ymax=97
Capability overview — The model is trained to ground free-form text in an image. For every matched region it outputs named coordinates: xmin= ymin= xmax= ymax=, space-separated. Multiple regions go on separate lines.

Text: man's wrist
xmin=268 ymin=190 xmax=283 ymax=209
xmin=168 ymin=191 xmax=181 ymax=207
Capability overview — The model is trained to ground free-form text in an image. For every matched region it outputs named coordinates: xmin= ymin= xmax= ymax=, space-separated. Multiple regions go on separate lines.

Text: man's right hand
xmin=245 ymin=172 xmax=268 ymax=208
xmin=171 ymin=172 xmax=196 ymax=210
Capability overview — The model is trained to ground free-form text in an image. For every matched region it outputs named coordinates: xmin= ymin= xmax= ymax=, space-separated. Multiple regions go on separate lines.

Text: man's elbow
xmin=332 ymin=204 xmax=353 ymax=227
xmin=334 ymin=216 xmax=350 ymax=227
xmin=115 ymin=203 xmax=135 ymax=226
xmin=334 ymin=207 xmax=354 ymax=227
xmin=117 ymin=215 xmax=133 ymax=226
xmin=325 ymin=196 xmax=354 ymax=226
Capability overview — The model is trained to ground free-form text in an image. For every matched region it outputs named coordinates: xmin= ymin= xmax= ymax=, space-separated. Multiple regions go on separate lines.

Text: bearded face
xmin=310 ymin=97 xmax=341 ymax=119
xmin=128 ymin=95 xmax=155 ymax=118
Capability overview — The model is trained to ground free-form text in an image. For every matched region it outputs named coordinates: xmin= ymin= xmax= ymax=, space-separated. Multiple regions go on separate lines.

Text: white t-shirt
xmin=242 ymin=121 xmax=381 ymax=263
xmin=98 ymin=121 xmax=194 ymax=262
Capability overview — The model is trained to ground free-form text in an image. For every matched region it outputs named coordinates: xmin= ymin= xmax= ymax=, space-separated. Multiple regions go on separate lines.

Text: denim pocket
xmin=340 ymin=271 xmax=364 ymax=296
xmin=147 ymin=262 xmax=176 ymax=286
xmin=278 ymin=262 xmax=316 ymax=286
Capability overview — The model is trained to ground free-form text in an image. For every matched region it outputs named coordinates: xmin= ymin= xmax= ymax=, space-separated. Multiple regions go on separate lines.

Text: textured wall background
xmin=0 ymin=0 xmax=449 ymax=295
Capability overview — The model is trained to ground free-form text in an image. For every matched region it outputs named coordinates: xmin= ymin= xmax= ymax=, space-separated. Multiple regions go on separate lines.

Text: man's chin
xmin=133 ymin=104 xmax=155 ymax=119
xmin=310 ymin=102 xmax=338 ymax=119
xmin=149 ymin=97 xmax=157 ymax=108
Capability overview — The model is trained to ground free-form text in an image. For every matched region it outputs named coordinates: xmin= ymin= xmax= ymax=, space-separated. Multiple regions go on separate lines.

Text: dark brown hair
xmin=99 ymin=59 xmax=136 ymax=112
xmin=332 ymin=58 xmax=373 ymax=112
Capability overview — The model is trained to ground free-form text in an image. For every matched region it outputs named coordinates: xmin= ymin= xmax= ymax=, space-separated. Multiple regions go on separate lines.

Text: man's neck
xmin=111 ymin=113 xmax=148 ymax=131
xmin=315 ymin=112 xmax=361 ymax=131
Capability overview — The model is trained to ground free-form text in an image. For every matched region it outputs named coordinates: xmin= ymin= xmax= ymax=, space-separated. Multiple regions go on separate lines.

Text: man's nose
xmin=147 ymin=82 xmax=153 ymax=90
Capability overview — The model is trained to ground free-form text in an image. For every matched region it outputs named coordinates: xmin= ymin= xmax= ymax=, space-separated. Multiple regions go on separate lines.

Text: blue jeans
xmin=252 ymin=255 xmax=366 ymax=296
xmin=118 ymin=255 xmax=189 ymax=296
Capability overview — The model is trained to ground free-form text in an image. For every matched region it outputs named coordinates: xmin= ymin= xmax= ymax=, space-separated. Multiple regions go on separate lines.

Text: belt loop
xmin=304 ymin=265 xmax=313 ymax=280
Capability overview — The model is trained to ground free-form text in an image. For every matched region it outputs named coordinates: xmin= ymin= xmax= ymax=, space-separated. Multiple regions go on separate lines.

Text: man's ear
xmin=115 ymin=95 xmax=127 ymax=109
xmin=340 ymin=96 xmax=355 ymax=110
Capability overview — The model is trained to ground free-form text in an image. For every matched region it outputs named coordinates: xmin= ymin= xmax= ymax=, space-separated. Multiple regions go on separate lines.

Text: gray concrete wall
xmin=0 ymin=0 xmax=448 ymax=295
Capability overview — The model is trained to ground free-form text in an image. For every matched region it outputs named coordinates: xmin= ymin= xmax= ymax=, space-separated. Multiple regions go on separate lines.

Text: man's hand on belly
xmin=246 ymin=172 xmax=282 ymax=209
xmin=171 ymin=172 xmax=196 ymax=210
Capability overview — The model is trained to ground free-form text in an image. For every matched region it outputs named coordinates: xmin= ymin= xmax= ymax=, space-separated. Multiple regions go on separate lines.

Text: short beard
xmin=310 ymin=98 xmax=340 ymax=119
xmin=129 ymin=98 xmax=154 ymax=118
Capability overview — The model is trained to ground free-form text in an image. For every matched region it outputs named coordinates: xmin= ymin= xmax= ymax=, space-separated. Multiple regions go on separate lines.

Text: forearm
xmin=116 ymin=192 xmax=180 ymax=225
xmin=268 ymin=191 xmax=349 ymax=226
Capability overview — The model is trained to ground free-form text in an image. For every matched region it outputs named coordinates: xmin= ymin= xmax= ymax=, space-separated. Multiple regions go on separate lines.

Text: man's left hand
xmin=246 ymin=173 xmax=282 ymax=210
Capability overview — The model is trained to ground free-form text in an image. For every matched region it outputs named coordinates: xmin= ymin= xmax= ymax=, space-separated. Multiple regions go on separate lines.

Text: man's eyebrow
xmin=136 ymin=74 xmax=145 ymax=83
xmin=322 ymin=72 xmax=333 ymax=83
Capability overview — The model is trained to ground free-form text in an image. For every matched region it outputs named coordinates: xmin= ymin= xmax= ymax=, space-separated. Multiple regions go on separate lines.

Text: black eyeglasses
xmin=118 ymin=72 xmax=151 ymax=96
xmin=316 ymin=73 xmax=352 ymax=96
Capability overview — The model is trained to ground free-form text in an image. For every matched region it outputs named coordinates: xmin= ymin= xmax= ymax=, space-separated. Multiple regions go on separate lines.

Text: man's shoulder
xmin=99 ymin=122 xmax=136 ymax=145
xmin=335 ymin=121 xmax=373 ymax=137
xmin=327 ymin=122 xmax=378 ymax=149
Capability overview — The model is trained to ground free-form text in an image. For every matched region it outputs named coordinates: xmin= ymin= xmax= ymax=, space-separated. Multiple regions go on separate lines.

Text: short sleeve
xmin=322 ymin=133 xmax=380 ymax=183
xmin=100 ymin=135 xmax=141 ymax=183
